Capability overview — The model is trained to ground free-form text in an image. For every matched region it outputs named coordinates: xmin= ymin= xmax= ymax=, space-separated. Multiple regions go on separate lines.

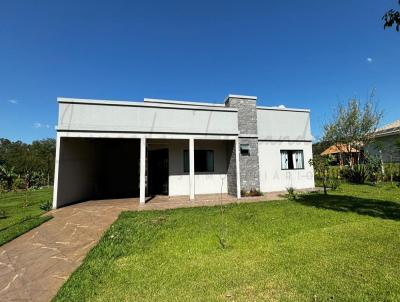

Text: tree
xmin=322 ymin=96 xmax=382 ymax=167
xmin=0 ymin=138 xmax=56 ymax=189
xmin=31 ymin=139 xmax=56 ymax=186
xmin=383 ymin=0 xmax=400 ymax=31
xmin=309 ymin=155 xmax=330 ymax=195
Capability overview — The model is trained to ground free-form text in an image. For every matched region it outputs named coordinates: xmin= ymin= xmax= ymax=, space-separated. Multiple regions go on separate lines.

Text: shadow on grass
xmin=296 ymin=193 xmax=400 ymax=221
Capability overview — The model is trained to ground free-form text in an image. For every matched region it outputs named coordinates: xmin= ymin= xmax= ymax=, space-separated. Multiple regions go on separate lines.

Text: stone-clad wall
xmin=237 ymin=137 xmax=260 ymax=191
xmin=226 ymin=140 xmax=237 ymax=196
xmin=225 ymin=96 xmax=260 ymax=191
xmin=226 ymin=97 xmax=258 ymax=135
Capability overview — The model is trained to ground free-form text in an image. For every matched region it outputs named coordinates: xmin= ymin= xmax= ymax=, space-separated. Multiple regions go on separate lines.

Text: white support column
xmin=235 ymin=137 xmax=241 ymax=199
xmin=52 ymin=134 xmax=61 ymax=209
xmin=140 ymin=137 xmax=146 ymax=204
xmin=189 ymin=138 xmax=195 ymax=201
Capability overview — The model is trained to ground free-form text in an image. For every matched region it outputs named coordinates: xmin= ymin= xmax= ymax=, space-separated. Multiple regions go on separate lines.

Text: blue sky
xmin=1 ymin=0 xmax=399 ymax=142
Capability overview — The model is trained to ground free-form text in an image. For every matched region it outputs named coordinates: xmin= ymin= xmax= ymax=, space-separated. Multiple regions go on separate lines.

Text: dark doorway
xmin=148 ymin=148 xmax=169 ymax=195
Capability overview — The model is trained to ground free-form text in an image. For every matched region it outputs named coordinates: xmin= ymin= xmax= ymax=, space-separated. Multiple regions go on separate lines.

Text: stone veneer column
xmin=226 ymin=140 xmax=238 ymax=196
xmin=225 ymin=95 xmax=260 ymax=192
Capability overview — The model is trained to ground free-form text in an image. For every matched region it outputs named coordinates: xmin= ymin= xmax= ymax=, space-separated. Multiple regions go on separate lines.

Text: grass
xmin=54 ymin=183 xmax=400 ymax=302
xmin=0 ymin=187 xmax=53 ymax=246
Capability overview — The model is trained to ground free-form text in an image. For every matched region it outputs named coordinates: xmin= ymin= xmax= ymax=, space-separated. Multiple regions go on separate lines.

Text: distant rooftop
xmin=375 ymin=119 xmax=400 ymax=137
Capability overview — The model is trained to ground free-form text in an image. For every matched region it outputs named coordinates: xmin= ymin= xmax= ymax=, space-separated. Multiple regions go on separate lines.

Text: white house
xmin=53 ymin=94 xmax=314 ymax=208
xmin=365 ymin=119 xmax=400 ymax=163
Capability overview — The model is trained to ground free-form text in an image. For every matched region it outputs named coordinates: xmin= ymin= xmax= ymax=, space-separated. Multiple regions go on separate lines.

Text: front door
xmin=148 ymin=148 xmax=169 ymax=195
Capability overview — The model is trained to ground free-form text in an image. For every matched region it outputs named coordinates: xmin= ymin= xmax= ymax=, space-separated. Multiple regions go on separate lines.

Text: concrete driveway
xmin=0 ymin=193 xmax=283 ymax=301
xmin=0 ymin=198 xmax=141 ymax=302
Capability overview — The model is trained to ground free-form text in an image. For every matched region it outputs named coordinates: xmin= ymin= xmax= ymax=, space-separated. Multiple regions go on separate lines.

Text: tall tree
xmin=0 ymin=138 xmax=56 ymax=188
xmin=383 ymin=0 xmax=400 ymax=31
xmin=322 ymin=96 xmax=382 ymax=166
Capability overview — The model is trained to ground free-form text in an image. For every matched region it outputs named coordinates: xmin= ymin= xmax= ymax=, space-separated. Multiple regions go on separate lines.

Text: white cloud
xmin=7 ymin=99 xmax=18 ymax=104
xmin=277 ymin=104 xmax=286 ymax=108
xmin=33 ymin=122 xmax=50 ymax=129
xmin=366 ymin=57 xmax=373 ymax=63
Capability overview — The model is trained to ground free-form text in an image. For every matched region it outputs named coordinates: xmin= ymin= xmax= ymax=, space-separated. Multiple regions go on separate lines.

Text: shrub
xmin=12 ymin=177 xmax=25 ymax=191
xmin=248 ymin=188 xmax=263 ymax=196
xmin=241 ymin=188 xmax=263 ymax=197
xmin=0 ymin=181 xmax=7 ymax=193
xmin=40 ymin=200 xmax=52 ymax=212
xmin=329 ymin=179 xmax=341 ymax=190
xmin=286 ymin=187 xmax=297 ymax=200
xmin=341 ymin=164 xmax=369 ymax=184
xmin=383 ymin=163 xmax=400 ymax=182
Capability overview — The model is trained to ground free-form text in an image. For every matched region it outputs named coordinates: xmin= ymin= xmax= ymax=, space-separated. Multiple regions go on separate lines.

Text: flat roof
xmin=58 ymin=97 xmax=238 ymax=112
xmin=58 ymin=96 xmax=310 ymax=113
xmin=144 ymin=98 xmax=225 ymax=108
xmin=257 ymin=105 xmax=310 ymax=113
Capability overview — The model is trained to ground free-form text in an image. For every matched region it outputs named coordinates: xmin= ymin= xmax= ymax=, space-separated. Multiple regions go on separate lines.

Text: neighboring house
xmin=321 ymin=144 xmax=362 ymax=166
xmin=53 ymin=94 xmax=314 ymax=208
xmin=366 ymin=120 xmax=400 ymax=163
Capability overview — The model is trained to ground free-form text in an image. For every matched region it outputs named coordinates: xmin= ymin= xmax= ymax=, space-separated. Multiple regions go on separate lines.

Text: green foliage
xmin=241 ymin=188 xmax=263 ymax=197
xmin=12 ymin=177 xmax=25 ymax=191
xmin=383 ymin=0 xmax=400 ymax=31
xmin=341 ymin=164 xmax=369 ymax=184
xmin=286 ymin=187 xmax=297 ymax=200
xmin=309 ymin=155 xmax=330 ymax=194
xmin=29 ymin=171 xmax=47 ymax=189
xmin=0 ymin=138 xmax=55 ymax=191
xmin=364 ymin=154 xmax=383 ymax=183
xmin=0 ymin=165 xmax=17 ymax=191
xmin=339 ymin=154 xmax=383 ymax=184
xmin=40 ymin=200 xmax=52 ymax=212
xmin=328 ymin=178 xmax=341 ymax=190
xmin=322 ymin=96 xmax=382 ymax=166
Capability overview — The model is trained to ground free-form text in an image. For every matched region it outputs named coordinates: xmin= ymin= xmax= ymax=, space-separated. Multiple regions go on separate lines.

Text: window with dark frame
xmin=280 ymin=150 xmax=304 ymax=170
xmin=240 ymin=144 xmax=250 ymax=156
xmin=183 ymin=150 xmax=214 ymax=172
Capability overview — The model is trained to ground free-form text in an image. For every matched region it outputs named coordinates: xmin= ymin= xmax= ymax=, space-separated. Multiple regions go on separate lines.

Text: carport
xmin=55 ymin=137 xmax=140 ymax=207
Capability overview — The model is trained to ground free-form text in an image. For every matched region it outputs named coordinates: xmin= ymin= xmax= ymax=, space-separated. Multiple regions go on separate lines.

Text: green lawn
xmin=54 ymin=183 xmax=400 ymax=302
xmin=0 ymin=188 xmax=53 ymax=246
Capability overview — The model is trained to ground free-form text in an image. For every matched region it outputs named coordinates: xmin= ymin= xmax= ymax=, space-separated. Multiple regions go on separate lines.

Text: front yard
xmin=55 ymin=183 xmax=400 ymax=301
xmin=0 ymin=188 xmax=53 ymax=246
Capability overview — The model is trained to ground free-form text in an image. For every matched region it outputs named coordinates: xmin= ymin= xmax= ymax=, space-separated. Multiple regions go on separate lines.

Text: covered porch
xmin=53 ymin=133 xmax=241 ymax=208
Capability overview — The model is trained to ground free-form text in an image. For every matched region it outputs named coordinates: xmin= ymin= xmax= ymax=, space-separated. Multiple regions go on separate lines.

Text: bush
xmin=382 ymin=163 xmax=400 ymax=182
xmin=12 ymin=177 xmax=25 ymax=191
xmin=241 ymin=188 xmax=263 ymax=197
xmin=341 ymin=164 xmax=369 ymax=184
xmin=329 ymin=179 xmax=341 ymax=190
xmin=0 ymin=181 xmax=7 ymax=193
xmin=29 ymin=171 xmax=46 ymax=189
xmin=40 ymin=200 xmax=52 ymax=212
xmin=286 ymin=187 xmax=297 ymax=200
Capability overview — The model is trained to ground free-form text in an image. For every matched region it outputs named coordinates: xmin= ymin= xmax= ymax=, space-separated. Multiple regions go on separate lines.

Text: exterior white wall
xmin=165 ymin=140 xmax=228 ymax=196
xmin=58 ymin=99 xmax=238 ymax=135
xmin=257 ymin=108 xmax=312 ymax=141
xmin=56 ymin=138 xmax=99 ymax=207
xmin=258 ymin=141 xmax=315 ymax=192
xmin=365 ymin=134 xmax=400 ymax=163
